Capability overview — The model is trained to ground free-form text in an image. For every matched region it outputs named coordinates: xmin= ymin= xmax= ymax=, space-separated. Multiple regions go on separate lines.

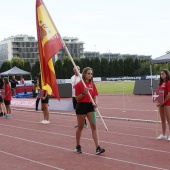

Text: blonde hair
xmin=3 ymin=77 xmax=9 ymax=85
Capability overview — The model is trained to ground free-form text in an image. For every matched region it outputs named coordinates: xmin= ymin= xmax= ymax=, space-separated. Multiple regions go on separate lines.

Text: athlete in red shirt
xmin=75 ymin=67 xmax=105 ymax=155
xmin=3 ymin=77 xmax=12 ymax=118
xmin=157 ymin=69 xmax=170 ymax=141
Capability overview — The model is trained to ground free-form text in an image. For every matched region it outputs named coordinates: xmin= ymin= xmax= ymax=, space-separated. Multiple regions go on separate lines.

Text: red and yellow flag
xmin=36 ymin=0 xmax=63 ymax=100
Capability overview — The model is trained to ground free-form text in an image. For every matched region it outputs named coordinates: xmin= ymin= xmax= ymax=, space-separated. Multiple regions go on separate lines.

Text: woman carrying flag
xmin=75 ymin=67 xmax=105 ymax=155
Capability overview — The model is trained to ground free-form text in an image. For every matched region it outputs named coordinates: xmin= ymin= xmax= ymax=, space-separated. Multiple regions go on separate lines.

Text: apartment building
xmin=0 ymin=35 xmax=39 ymax=66
xmin=0 ymin=35 xmax=85 ymax=66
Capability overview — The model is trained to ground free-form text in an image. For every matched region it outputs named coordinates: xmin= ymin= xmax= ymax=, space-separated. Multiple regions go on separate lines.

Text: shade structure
xmin=151 ymin=53 xmax=170 ymax=64
xmin=0 ymin=66 xmax=31 ymax=76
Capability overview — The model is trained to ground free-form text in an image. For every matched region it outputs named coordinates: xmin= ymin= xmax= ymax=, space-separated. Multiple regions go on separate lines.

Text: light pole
xmin=94 ymin=45 xmax=96 ymax=57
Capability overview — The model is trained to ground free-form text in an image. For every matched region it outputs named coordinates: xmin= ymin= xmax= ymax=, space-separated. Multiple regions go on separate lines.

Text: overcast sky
xmin=0 ymin=0 xmax=170 ymax=58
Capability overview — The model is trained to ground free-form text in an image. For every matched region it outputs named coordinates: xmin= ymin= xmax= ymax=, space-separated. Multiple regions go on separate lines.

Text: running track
xmin=0 ymin=95 xmax=170 ymax=170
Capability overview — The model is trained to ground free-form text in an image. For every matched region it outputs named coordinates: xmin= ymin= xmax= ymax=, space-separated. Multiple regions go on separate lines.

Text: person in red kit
xmin=75 ymin=67 xmax=105 ymax=155
xmin=157 ymin=69 xmax=170 ymax=141
xmin=3 ymin=77 xmax=12 ymax=118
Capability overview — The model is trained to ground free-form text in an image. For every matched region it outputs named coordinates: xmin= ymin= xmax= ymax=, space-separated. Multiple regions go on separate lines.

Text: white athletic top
xmin=70 ymin=74 xmax=82 ymax=97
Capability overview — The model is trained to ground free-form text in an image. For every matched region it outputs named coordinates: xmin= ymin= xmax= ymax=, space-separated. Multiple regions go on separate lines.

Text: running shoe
xmin=157 ymin=134 xmax=167 ymax=140
xmin=40 ymin=120 xmax=46 ymax=124
xmin=44 ymin=120 xmax=50 ymax=124
xmin=5 ymin=114 xmax=12 ymax=119
xmin=74 ymin=125 xmax=78 ymax=128
xmin=83 ymin=124 xmax=88 ymax=128
xmin=167 ymin=136 xmax=170 ymax=141
xmin=96 ymin=146 xmax=105 ymax=155
xmin=75 ymin=145 xmax=82 ymax=154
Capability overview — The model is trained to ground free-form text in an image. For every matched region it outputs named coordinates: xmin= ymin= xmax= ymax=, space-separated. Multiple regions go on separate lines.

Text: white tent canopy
xmin=151 ymin=53 xmax=170 ymax=64
xmin=0 ymin=66 xmax=31 ymax=76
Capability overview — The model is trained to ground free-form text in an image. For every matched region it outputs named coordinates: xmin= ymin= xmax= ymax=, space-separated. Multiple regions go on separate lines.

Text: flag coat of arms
xmin=152 ymin=89 xmax=164 ymax=104
xmin=36 ymin=0 xmax=63 ymax=100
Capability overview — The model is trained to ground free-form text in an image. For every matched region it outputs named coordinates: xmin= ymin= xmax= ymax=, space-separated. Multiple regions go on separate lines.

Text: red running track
xmin=0 ymin=95 xmax=170 ymax=170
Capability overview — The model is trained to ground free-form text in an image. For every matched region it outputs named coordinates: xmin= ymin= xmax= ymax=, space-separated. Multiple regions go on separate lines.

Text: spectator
xmin=20 ymin=76 xmax=25 ymax=84
xmin=10 ymin=75 xmax=18 ymax=96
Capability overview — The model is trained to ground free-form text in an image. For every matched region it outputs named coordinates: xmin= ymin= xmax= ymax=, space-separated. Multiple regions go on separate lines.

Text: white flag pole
xmin=63 ymin=45 xmax=108 ymax=131
xmin=42 ymin=1 xmax=108 ymax=131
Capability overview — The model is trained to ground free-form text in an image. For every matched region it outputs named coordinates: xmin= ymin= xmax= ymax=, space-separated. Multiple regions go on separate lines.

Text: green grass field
xmin=95 ymin=81 xmax=135 ymax=94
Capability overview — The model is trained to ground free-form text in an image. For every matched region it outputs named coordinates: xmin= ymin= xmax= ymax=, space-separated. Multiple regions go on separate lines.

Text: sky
xmin=0 ymin=0 xmax=170 ymax=59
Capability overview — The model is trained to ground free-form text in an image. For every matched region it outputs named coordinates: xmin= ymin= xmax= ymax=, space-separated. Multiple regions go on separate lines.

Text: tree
xmin=92 ymin=58 xmax=101 ymax=77
xmin=23 ymin=61 xmax=32 ymax=80
xmin=11 ymin=57 xmax=24 ymax=69
xmin=0 ymin=61 xmax=11 ymax=72
xmin=62 ymin=57 xmax=73 ymax=78
xmin=54 ymin=59 xmax=63 ymax=79
xmin=124 ymin=57 xmax=134 ymax=76
xmin=31 ymin=61 xmax=40 ymax=78
xmin=101 ymin=58 xmax=109 ymax=77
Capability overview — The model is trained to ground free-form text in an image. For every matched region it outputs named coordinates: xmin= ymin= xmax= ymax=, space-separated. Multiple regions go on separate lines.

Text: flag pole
xmin=63 ymin=44 xmax=108 ymax=131
xmin=42 ymin=1 xmax=108 ymax=131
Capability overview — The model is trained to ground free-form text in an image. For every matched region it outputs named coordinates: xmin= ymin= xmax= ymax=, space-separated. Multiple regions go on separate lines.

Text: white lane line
xmin=0 ymin=133 xmax=168 ymax=170
xmin=1 ymin=119 xmax=158 ymax=140
xmin=12 ymin=112 xmax=159 ymax=131
xmin=0 ymin=150 xmax=64 ymax=170
xmin=0 ymin=124 xmax=170 ymax=154
xmin=12 ymin=109 xmax=159 ymax=124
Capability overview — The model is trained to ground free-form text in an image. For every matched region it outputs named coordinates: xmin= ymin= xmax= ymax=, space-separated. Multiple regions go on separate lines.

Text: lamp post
xmin=94 ymin=45 xmax=96 ymax=57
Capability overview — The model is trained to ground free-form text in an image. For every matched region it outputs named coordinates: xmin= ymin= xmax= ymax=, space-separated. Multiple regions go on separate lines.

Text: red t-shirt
xmin=75 ymin=81 xmax=98 ymax=102
xmin=159 ymin=81 xmax=170 ymax=106
xmin=4 ymin=84 xmax=11 ymax=101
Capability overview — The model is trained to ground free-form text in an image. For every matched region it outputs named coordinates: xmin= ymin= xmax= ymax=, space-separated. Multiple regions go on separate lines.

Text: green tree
xmin=101 ymin=58 xmax=109 ymax=77
xmin=118 ymin=59 xmax=124 ymax=76
xmin=23 ymin=61 xmax=32 ymax=80
xmin=54 ymin=59 xmax=63 ymax=79
xmin=62 ymin=57 xmax=73 ymax=78
xmin=124 ymin=57 xmax=134 ymax=76
xmin=0 ymin=61 xmax=11 ymax=72
xmin=31 ymin=61 xmax=40 ymax=78
xmin=92 ymin=58 xmax=101 ymax=77
xmin=11 ymin=57 xmax=24 ymax=69
xmin=73 ymin=57 xmax=83 ymax=72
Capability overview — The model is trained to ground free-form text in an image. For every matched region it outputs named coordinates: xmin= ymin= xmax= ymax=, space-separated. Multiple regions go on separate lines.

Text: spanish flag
xmin=36 ymin=0 xmax=63 ymax=100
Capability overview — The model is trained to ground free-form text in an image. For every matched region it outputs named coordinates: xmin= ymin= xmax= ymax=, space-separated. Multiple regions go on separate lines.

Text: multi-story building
xmin=57 ymin=37 xmax=84 ymax=60
xmin=0 ymin=35 xmax=39 ymax=66
xmin=0 ymin=35 xmax=85 ymax=66
xmin=0 ymin=34 xmax=151 ymax=67
xmin=84 ymin=52 xmax=151 ymax=61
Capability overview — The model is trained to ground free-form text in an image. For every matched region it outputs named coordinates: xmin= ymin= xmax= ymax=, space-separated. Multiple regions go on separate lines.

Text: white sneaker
xmin=43 ymin=120 xmax=50 ymax=124
xmin=40 ymin=120 xmax=46 ymax=124
xmin=157 ymin=134 xmax=167 ymax=140
xmin=167 ymin=136 xmax=170 ymax=141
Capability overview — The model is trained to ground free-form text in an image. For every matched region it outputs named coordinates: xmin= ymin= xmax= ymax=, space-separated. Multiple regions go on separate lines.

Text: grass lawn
xmin=95 ymin=81 xmax=135 ymax=94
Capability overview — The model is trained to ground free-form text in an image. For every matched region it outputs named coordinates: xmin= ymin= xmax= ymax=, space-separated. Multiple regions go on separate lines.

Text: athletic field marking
xmin=0 ymin=150 xmax=64 ymax=170
xmin=1 ymin=118 xmax=157 ymax=139
xmin=0 ymin=124 xmax=170 ymax=154
xmin=11 ymin=114 xmax=160 ymax=131
xmin=12 ymin=109 xmax=159 ymax=123
xmin=0 ymin=133 xmax=168 ymax=170
xmin=0 ymin=118 xmax=159 ymax=139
